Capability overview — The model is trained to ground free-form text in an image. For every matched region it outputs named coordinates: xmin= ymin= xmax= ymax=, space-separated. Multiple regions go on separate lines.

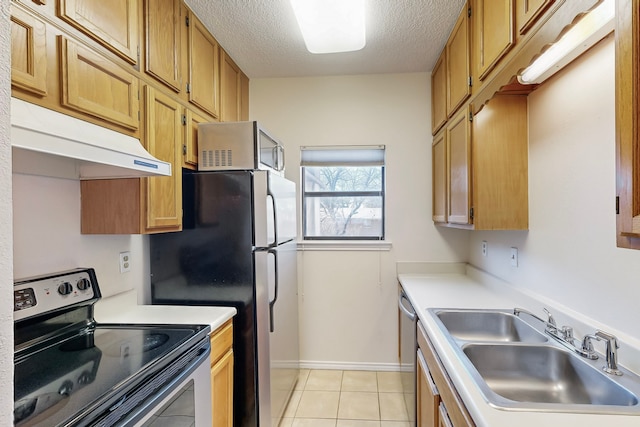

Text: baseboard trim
xmin=299 ymin=361 xmax=401 ymax=372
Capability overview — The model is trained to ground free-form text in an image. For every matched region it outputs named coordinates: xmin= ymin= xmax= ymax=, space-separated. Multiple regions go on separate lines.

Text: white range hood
xmin=11 ymin=98 xmax=171 ymax=180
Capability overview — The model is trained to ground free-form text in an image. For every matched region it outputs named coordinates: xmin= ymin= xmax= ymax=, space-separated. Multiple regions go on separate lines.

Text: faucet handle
xmin=543 ymin=308 xmax=556 ymax=326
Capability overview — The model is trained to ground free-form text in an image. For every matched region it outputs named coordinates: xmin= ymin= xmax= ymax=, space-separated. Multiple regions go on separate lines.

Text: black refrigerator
xmin=150 ymin=168 xmax=300 ymax=427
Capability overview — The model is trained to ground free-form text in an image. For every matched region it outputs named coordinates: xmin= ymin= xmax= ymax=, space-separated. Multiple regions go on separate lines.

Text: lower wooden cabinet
xmin=210 ymin=320 xmax=234 ymax=427
xmin=417 ymin=321 xmax=475 ymax=427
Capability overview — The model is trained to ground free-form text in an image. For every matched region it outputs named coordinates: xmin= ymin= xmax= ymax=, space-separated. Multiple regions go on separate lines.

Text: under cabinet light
xmin=290 ymin=0 xmax=366 ymax=54
xmin=518 ymin=0 xmax=614 ymax=84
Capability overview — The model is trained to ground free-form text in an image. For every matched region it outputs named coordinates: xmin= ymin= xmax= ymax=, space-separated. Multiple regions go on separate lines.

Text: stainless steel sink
xmin=434 ymin=309 xmax=547 ymax=343
xmin=426 ymin=308 xmax=640 ymax=415
xmin=463 ymin=344 xmax=639 ymax=408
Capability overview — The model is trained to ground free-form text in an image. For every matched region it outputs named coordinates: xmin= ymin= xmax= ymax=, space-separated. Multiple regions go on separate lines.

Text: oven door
xmin=133 ymin=348 xmax=212 ymax=427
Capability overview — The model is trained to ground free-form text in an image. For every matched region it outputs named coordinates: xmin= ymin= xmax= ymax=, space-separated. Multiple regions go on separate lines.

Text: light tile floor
xmin=280 ymin=370 xmax=411 ymax=427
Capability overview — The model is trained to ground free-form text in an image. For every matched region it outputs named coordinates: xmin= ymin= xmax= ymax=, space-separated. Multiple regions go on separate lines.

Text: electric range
xmin=13 ymin=268 xmax=211 ymax=427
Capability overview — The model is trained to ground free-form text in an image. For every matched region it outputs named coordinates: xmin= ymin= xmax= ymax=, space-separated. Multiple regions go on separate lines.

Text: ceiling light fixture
xmin=290 ymin=0 xmax=366 ymax=54
xmin=518 ymin=0 xmax=614 ymax=84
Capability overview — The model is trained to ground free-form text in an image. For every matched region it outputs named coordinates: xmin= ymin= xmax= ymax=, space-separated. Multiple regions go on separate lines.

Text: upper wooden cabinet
xmin=142 ymin=86 xmax=183 ymax=232
xmin=59 ymin=36 xmax=139 ymax=130
xmin=446 ymin=108 xmax=472 ymax=226
xmin=220 ymin=49 xmax=248 ymax=122
xmin=10 ymin=5 xmax=48 ymax=96
xmin=431 ymin=52 xmax=447 ymax=134
xmin=434 ymin=96 xmax=528 ymax=230
xmin=446 ymin=2 xmax=471 ymax=117
xmin=58 ymin=0 xmax=140 ymax=65
xmin=432 ymin=130 xmax=447 ymax=223
xmin=183 ymin=108 xmax=208 ymax=169
xmin=472 ymin=0 xmax=514 ymax=82
xmin=516 ymin=0 xmax=555 ymax=35
xmin=615 ymin=0 xmax=640 ymax=249
xmin=187 ymin=11 xmax=220 ymax=118
xmin=144 ymin=0 xmax=181 ymax=92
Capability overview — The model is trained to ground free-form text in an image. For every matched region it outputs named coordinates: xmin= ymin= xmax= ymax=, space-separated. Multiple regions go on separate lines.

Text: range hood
xmin=11 ymin=98 xmax=171 ymax=180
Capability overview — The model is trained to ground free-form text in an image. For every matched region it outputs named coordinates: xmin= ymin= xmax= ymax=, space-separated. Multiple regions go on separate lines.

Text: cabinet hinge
xmin=181 ymin=114 xmax=187 ymax=126
xmin=469 ymin=111 xmax=473 ymax=122
xmin=470 ymin=207 xmax=474 ymax=220
xmin=468 ymin=76 xmax=473 ymax=87
xmin=186 ymin=83 xmax=192 ymax=93
xmin=616 ymin=196 xmax=620 ymax=214
xmin=183 ymin=144 xmax=187 ymax=155
xmin=468 ymin=6 xmax=472 ymax=18
xmin=185 ymin=16 xmax=190 ymax=27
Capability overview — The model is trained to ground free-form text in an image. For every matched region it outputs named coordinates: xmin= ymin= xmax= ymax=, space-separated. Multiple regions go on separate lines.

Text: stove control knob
xmin=57 ymin=282 xmax=73 ymax=296
xmin=76 ymin=278 xmax=91 ymax=291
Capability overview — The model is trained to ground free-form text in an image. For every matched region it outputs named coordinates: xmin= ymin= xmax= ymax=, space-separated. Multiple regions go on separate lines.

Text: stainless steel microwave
xmin=198 ymin=121 xmax=285 ymax=173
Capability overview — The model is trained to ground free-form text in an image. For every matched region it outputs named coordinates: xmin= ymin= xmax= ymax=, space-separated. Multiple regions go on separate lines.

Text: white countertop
xmin=398 ymin=268 xmax=640 ymax=427
xmin=94 ymin=289 xmax=236 ymax=334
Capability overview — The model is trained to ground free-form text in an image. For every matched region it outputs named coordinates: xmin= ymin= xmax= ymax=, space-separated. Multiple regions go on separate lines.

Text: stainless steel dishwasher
xmin=398 ymin=284 xmax=417 ymax=424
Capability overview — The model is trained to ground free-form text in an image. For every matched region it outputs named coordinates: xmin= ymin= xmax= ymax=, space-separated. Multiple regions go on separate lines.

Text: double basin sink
xmin=427 ymin=309 xmax=640 ymax=415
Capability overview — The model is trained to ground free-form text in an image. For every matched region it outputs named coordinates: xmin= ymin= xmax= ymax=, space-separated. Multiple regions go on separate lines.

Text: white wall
xmin=12 ymin=174 xmax=148 ymax=298
xmin=251 ymin=73 xmax=469 ymax=368
xmin=469 ymin=36 xmax=640 ymax=341
xmin=0 ymin=0 xmax=14 ymax=419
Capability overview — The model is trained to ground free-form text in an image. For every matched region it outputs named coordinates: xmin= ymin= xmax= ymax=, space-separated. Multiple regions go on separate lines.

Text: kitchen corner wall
xmin=469 ymin=36 xmax=640 ymax=342
xmin=1 ymin=0 xmax=14 ymax=417
xmin=12 ymin=174 xmax=148 ymax=298
xmin=250 ymin=73 xmax=469 ymax=369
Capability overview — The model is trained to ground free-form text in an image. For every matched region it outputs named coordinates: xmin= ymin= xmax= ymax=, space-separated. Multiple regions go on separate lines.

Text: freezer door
xmin=254 ymin=171 xmax=297 ymax=248
xmin=262 ymin=240 xmax=300 ymax=426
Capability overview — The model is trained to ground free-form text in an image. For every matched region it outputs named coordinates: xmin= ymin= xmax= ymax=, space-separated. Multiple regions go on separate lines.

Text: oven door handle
xmin=398 ymin=292 xmax=416 ymax=321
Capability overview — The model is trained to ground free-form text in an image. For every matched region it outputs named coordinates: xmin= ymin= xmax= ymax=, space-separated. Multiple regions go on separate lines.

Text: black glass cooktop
xmin=14 ymin=324 xmax=207 ymax=427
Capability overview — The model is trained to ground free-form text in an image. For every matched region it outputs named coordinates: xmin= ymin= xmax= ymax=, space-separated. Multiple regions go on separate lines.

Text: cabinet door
xmin=58 ymin=0 xmax=139 ymax=64
xmin=11 ymin=5 xmax=47 ymax=96
xmin=446 ymin=3 xmax=470 ymax=117
xmin=516 ymin=0 xmax=555 ymax=35
xmin=432 ymin=130 xmax=447 ymax=223
xmin=240 ymin=71 xmax=249 ymax=120
xmin=143 ymin=86 xmax=182 ymax=232
xmin=211 ymin=350 xmax=234 ymax=427
xmin=473 ymin=0 xmax=514 ymax=81
xmin=220 ymin=49 xmax=242 ymax=122
xmin=59 ymin=36 xmax=139 ymax=130
xmin=144 ymin=0 xmax=181 ymax=91
xmin=417 ymin=349 xmax=440 ymax=427
xmin=188 ymin=12 xmax=220 ymax=118
xmin=431 ymin=52 xmax=447 ymax=134
xmin=183 ymin=109 xmax=209 ymax=168
xmin=446 ymin=109 xmax=472 ymax=225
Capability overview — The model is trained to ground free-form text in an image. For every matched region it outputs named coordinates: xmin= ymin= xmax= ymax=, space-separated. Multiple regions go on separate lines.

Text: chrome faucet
xmin=583 ymin=331 xmax=623 ymax=376
xmin=513 ymin=307 xmax=557 ymax=332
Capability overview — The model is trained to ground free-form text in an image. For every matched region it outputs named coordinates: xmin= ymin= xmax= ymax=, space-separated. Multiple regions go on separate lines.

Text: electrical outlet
xmin=119 ymin=251 xmax=131 ymax=273
xmin=510 ymin=247 xmax=518 ymax=267
xmin=481 ymin=241 xmax=488 ymax=257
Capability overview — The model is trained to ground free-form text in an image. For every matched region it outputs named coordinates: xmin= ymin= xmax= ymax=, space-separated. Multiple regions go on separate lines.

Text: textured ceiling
xmin=184 ymin=0 xmax=466 ymax=78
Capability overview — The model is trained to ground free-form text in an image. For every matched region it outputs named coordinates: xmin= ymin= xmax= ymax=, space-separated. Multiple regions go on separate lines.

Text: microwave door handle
xmin=268 ymin=249 xmax=279 ymax=333
xmin=278 ymin=145 xmax=285 ymax=171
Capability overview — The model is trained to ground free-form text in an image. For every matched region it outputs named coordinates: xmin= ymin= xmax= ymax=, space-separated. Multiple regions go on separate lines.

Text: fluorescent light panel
xmin=290 ymin=0 xmax=366 ymax=54
xmin=519 ymin=0 xmax=615 ymax=84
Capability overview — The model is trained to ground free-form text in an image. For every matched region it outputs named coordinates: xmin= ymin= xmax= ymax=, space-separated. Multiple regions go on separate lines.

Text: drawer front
xmin=210 ymin=319 xmax=233 ymax=366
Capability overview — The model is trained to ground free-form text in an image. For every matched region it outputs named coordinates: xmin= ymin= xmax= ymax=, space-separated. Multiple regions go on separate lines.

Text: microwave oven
xmin=198 ymin=121 xmax=285 ymax=173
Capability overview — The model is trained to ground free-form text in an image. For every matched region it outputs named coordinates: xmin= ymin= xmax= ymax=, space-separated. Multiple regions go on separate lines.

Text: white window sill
xmin=297 ymin=240 xmax=392 ymax=251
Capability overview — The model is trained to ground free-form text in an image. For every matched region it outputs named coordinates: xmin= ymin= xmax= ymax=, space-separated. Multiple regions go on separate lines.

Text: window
xmin=301 ymin=145 xmax=385 ymax=240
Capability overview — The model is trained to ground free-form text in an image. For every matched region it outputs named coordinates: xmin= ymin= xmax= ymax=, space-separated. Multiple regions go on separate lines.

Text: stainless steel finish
xmin=462 ymin=344 xmax=637 ymax=408
xmin=437 ymin=309 xmax=548 ymax=343
xmin=585 ymin=331 xmax=622 ymax=376
xmin=198 ymin=121 xmax=285 ymax=173
xmin=428 ymin=308 xmax=640 ymax=414
xmin=398 ymin=286 xmax=417 ymax=424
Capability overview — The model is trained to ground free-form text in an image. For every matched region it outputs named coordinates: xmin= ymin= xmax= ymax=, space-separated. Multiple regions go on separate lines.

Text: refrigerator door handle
xmin=267 ymin=185 xmax=278 ymax=247
xmin=268 ymin=248 xmax=279 ymax=333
